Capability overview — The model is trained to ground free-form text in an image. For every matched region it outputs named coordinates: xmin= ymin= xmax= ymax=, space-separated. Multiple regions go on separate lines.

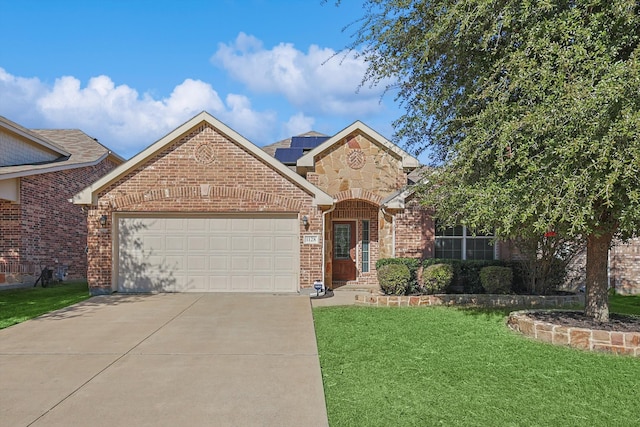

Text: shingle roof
xmin=0 ymin=115 xmax=70 ymax=157
xmin=0 ymin=123 xmax=124 ymax=179
xmin=261 ymin=131 xmax=328 ymax=157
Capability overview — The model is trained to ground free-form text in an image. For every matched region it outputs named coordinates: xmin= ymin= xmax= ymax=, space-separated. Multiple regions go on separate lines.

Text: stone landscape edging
xmin=354 ymin=293 xmax=584 ymax=308
xmin=354 ymin=293 xmax=639 ymax=357
xmin=507 ymin=310 xmax=640 ymax=357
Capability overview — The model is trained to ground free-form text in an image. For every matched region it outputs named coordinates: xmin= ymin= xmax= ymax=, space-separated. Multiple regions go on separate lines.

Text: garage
xmin=116 ymin=214 xmax=299 ymax=293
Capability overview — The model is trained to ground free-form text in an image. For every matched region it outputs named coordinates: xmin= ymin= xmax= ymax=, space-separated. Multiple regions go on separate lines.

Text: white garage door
xmin=116 ymin=215 xmax=299 ymax=293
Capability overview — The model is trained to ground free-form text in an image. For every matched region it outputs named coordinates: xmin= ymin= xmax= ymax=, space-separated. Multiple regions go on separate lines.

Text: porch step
xmin=331 ymin=281 xmax=378 ymax=293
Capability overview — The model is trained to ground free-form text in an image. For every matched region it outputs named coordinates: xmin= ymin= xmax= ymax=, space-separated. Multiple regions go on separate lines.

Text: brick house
xmin=0 ymin=116 xmax=123 ymax=285
xmin=69 ymin=111 xmax=640 ymax=295
xmin=74 ymin=112 xmax=518 ymax=295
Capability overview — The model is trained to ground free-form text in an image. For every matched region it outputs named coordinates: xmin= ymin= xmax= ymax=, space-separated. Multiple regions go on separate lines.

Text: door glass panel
xmin=334 ymin=224 xmax=351 ymax=260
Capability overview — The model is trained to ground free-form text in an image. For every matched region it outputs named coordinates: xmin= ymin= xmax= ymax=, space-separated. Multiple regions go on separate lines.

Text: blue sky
xmin=0 ymin=0 xmax=412 ymax=160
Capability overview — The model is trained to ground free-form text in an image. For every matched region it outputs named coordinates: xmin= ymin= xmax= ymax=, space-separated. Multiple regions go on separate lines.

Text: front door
xmin=332 ymin=221 xmax=356 ymax=281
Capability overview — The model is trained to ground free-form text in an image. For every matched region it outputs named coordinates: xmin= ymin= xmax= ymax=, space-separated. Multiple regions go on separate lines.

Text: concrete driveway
xmin=0 ymin=293 xmax=328 ymax=427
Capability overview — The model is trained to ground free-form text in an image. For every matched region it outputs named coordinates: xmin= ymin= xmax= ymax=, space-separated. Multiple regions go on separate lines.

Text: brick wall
xmin=88 ymin=123 xmax=322 ymax=294
xmin=394 ymin=198 xmax=434 ymax=259
xmin=325 ymin=200 xmax=380 ymax=288
xmin=610 ymin=239 xmax=640 ymax=295
xmin=0 ymin=158 xmax=118 ymax=282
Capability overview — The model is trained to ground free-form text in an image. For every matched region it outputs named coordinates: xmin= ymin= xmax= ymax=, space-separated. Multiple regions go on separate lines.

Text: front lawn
xmin=314 ymin=302 xmax=640 ymax=427
xmin=0 ymin=282 xmax=91 ymax=329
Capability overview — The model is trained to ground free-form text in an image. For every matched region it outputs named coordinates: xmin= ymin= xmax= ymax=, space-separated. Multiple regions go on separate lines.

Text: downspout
xmin=322 ymin=202 xmax=337 ymax=288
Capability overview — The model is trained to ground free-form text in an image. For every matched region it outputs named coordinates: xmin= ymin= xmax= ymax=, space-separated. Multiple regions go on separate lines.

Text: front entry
xmin=332 ymin=221 xmax=356 ymax=281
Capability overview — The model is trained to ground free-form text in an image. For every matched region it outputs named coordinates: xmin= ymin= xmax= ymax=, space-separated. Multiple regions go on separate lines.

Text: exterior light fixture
xmin=302 ymin=215 xmax=309 ymax=227
xmin=99 ymin=215 xmax=108 ymax=227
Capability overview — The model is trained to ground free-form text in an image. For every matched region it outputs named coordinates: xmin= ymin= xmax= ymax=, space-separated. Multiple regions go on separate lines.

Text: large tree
xmin=350 ymin=0 xmax=640 ymax=321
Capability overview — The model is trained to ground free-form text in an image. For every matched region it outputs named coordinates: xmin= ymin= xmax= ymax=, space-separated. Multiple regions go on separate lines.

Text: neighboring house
xmin=609 ymin=240 xmax=640 ymax=295
xmin=0 ymin=116 xmax=123 ymax=285
xmin=74 ymin=111 xmax=513 ymax=295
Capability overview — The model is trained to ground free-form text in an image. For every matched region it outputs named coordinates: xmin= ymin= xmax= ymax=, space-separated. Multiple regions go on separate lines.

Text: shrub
xmin=376 ymin=258 xmax=421 ymax=293
xmin=377 ymin=264 xmax=411 ymax=295
xmin=421 ymin=263 xmax=453 ymax=294
xmin=480 ymin=266 xmax=513 ymax=294
xmin=423 ymin=258 xmax=514 ymax=293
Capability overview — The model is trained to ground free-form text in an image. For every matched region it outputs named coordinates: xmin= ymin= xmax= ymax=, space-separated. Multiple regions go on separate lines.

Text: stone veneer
xmin=355 ymin=293 xmax=584 ymax=308
xmin=508 ymin=310 xmax=640 ymax=357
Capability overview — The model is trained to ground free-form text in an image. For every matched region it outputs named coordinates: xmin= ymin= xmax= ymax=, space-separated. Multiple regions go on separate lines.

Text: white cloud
xmin=0 ymin=68 xmax=279 ymax=158
xmin=36 ymin=75 xmax=227 ymax=154
xmin=219 ymin=93 xmax=277 ymax=142
xmin=0 ymin=68 xmax=48 ymax=124
xmin=283 ymin=113 xmax=316 ymax=137
xmin=212 ymin=33 xmax=391 ymax=116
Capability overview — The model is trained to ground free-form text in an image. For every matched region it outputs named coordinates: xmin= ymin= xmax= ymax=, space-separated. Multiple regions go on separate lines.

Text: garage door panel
xmin=209 ymin=218 xmax=228 ymax=231
xmin=231 ymin=256 xmax=250 ymax=271
xmin=187 ymin=218 xmax=208 ymax=231
xmin=187 ymin=255 xmax=208 ymax=271
xmin=252 ymin=275 xmax=274 ymax=291
xmin=117 ymin=215 xmax=299 ymax=293
xmin=187 ymin=236 xmax=208 ymax=251
xmin=253 ymin=256 xmax=272 ymax=270
xmin=231 ymin=275 xmax=251 ymax=290
xmin=209 ymin=236 xmax=230 ymax=251
xmin=209 ymin=255 xmax=229 ymax=271
xmin=274 ymin=276 xmax=297 ymax=292
xmin=232 ymin=236 xmax=251 ymax=251
xmin=165 ymin=236 xmax=185 ymax=251
xmin=231 ymin=218 xmax=251 ymax=231
xmin=209 ymin=276 xmax=231 ymax=290
xmin=274 ymin=256 xmax=295 ymax=271
xmin=253 ymin=236 xmax=273 ymax=251
xmin=143 ymin=236 xmax=165 ymax=251
xmin=274 ymin=236 xmax=296 ymax=251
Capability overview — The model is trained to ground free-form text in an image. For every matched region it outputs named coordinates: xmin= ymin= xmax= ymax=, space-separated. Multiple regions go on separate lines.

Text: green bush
xmin=480 ymin=266 xmax=513 ymax=294
xmin=377 ymin=264 xmax=411 ymax=295
xmin=421 ymin=263 xmax=453 ymax=294
xmin=423 ymin=258 xmax=513 ymax=293
xmin=376 ymin=258 xmax=421 ymax=293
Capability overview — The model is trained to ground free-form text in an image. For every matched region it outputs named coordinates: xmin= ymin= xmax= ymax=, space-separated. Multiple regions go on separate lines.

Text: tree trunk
xmin=584 ymin=231 xmax=613 ymax=322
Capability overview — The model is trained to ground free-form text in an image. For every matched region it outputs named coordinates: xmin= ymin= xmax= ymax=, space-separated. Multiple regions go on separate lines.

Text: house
xmin=74 ymin=111 xmax=521 ymax=295
xmin=0 ymin=116 xmax=123 ymax=285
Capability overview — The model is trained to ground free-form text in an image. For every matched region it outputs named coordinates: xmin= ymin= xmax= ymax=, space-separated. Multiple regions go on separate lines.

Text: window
xmin=434 ymin=223 xmax=495 ymax=260
xmin=334 ymin=224 xmax=351 ymax=260
xmin=362 ymin=220 xmax=370 ymax=272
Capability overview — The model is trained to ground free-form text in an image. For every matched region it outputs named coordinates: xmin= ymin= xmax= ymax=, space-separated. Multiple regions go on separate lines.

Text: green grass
xmin=0 ymin=282 xmax=91 ymax=329
xmin=314 ymin=304 xmax=640 ymax=427
xmin=610 ymin=293 xmax=640 ymax=315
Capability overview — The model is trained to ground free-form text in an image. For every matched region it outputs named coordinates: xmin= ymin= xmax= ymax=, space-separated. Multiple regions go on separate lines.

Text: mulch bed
xmin=526 ymin=311 xmax=640 ymax=333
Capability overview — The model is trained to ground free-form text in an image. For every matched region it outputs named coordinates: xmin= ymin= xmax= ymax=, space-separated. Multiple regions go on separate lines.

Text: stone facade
xmin=302 ymin=130 xmax=425 ymax=288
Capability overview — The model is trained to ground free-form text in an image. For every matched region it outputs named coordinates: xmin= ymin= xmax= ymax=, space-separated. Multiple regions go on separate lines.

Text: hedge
xmin=376 ymin=258 xmax=421 ymax=293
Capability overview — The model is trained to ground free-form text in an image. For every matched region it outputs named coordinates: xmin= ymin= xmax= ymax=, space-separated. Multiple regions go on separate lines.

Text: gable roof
xmin=297 ymin=121 xmax=420 ymax=169
xmin=72 ymin=111 xmax=334 ymax=207
xmin=0 ymin=116 xmax=124 ymax=180
xmin=0 ymin=115 xmax=70 ymax=159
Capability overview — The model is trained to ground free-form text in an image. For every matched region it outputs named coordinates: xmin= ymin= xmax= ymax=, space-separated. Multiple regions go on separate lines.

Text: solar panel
xmin=290 ymin=136 xmax=330 ymax=149
xmin=274 ymin=148 xmax=304 ymax=164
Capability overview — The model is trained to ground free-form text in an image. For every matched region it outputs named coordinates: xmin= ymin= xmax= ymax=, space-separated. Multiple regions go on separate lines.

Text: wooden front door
xmin=332 ymin=221 xmax=356 ymax=281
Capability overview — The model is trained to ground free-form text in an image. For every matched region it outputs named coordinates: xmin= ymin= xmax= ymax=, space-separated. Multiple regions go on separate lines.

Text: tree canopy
xmin=350 ymin=0 xmax=640 ymax=321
